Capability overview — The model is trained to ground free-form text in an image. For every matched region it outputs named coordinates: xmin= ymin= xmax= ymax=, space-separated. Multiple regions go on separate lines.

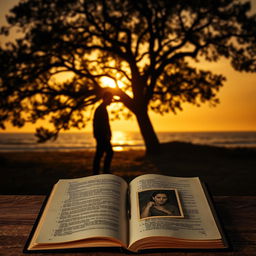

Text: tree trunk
xmin=134 ymin=108 xmax=160 ymax=154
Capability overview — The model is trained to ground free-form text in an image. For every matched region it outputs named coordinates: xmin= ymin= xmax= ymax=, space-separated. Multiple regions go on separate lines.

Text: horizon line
xmin=0 ymin=130 xmax=256 ymax=134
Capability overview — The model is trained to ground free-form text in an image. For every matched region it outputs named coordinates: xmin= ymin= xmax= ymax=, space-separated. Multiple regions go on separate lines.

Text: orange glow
xmin=113 ymin=146 xmax=124 ymax=151
xmin=111 ymin=131 xmax=137 ymax=151
xmin=2 ymin=60 xmax=256 ymax=133
xmin=100 ymin=76 xmax=125 ymax=89
xmin=1 ymin=1 xmax=256 ymax=134
xmin=112 ymin=131 xmax=129 ymax=145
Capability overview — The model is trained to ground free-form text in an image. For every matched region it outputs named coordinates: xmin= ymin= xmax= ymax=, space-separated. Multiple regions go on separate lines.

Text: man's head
xmin=102 ymin=91 xmax=113 ymax=106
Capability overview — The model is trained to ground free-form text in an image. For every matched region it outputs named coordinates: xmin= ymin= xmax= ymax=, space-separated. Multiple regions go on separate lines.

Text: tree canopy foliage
xmin=0 ymin=0 xmax=255 ymax=152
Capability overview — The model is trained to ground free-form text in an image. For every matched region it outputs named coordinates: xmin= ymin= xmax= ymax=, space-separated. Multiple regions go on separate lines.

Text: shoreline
xmin=1 ymin=142 xmax=256 ymax=196
xmin=1 ymin=131 xmax=256 ymax=152
xmin=0 ymin=143 xmax=255 ymax=153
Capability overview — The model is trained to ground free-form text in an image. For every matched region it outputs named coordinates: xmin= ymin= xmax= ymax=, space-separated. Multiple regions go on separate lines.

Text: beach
xmin=1 ymin=142 xmax=256 ymax=196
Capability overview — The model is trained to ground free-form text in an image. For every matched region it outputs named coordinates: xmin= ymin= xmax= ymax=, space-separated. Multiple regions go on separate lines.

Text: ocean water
xmin=0 ymin=131 xmax=255 ymax=152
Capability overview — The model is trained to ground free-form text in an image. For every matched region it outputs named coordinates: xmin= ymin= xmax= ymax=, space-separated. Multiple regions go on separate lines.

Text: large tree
xmin=0 ymin=0 xmax=255 ymax=153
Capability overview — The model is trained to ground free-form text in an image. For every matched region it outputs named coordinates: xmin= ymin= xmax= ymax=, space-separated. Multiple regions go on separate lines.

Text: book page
xmin=128 ymin=174 xmax=221 ymax=247
xmin=35 ymin=174 xmax=128 ymax=246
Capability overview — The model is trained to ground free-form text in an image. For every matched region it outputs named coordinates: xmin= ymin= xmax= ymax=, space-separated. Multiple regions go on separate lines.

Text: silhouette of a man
xmin=92 ymin=92 xmax=113 ymax=174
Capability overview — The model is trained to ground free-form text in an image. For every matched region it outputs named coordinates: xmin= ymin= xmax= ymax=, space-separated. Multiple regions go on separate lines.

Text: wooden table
xmin=0 ymin=195 xmax=256 ymax=255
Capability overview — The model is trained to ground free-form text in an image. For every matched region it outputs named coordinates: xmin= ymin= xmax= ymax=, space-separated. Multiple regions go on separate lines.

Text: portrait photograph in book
xmin=138 ymin=189 xmax=184 ymax=219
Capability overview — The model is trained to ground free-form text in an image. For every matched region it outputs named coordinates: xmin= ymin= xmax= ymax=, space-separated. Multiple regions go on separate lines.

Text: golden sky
xmin=1 ymin=0 xmax=256 ymax=133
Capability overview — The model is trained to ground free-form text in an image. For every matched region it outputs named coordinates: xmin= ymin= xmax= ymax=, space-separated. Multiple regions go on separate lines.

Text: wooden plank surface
xmin=0 ymin=195 xmax=256 ymax=255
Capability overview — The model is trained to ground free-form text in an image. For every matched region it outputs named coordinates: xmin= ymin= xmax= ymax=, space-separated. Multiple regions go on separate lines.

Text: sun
xmin=100 ymin=76 xmax=124 ymax=88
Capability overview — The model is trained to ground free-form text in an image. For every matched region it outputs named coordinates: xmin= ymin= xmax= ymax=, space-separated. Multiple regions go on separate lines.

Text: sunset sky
xmin=0 ymin=0 xmax=256 ymax=133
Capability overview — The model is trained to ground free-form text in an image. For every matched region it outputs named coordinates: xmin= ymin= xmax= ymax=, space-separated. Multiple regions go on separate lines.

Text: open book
xmin=25 ymin=174 xmax=228 ymax=252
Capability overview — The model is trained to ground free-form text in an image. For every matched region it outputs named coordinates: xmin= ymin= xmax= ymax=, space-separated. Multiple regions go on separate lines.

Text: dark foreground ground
xmin=1 ymin=142 xmax=256 ymax=195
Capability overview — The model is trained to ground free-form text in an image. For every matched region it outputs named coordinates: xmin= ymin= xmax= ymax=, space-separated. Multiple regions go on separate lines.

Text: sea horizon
xmin=0 ymin=131 xmax=256 ymax=152
xmin=1 ymin=129 xmax=256 ymax=133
